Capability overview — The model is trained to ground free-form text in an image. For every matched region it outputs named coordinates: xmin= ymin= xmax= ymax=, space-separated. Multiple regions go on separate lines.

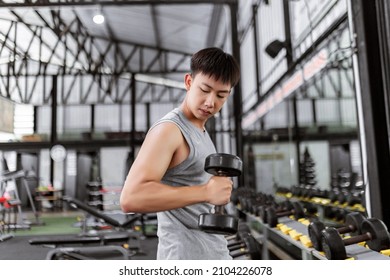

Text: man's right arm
xmin=120 ymin=122 xmax=233 ymax=213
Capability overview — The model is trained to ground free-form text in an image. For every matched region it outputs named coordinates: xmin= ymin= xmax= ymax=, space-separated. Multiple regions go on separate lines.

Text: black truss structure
xmin=0 ymin=7 xmax=192 ymax=105
xmin=0 ymin=0 xmax=236 ymax=8
xmin=0 ymin=0 xmax=244 ymax=163
xmin=0 ymin=0 xmax=241 ymax=108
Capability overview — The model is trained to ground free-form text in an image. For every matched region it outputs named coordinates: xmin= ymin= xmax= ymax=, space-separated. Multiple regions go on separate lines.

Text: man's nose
xmin=205 ymin=94 xmax=215 ymax=107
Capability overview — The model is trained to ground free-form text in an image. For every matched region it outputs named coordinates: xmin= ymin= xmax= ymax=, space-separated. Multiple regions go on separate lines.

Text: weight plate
xmin=292 ymin=201 xmax=306 ymax=219
xmin=243 ymin=235 xmax=262 ymax=260
xmin=266 ymin=207 xmax=279 ymax=228
xmin=258 ymin=205 xmax=268 ymax=221
xmin=361 ymin=218 xmax=390 ymax=252
xmin=343 ymin=212 xmax=365 ymax=235
xmin=321 ymin=227 xmax=347 ymax=260
xmin=198 ymin=213 xmax=238 ymax=235
xmin=308 ymin=220 xmax=326 ymax=251
xmin=204 ymin=153 xmax=242 ymax=177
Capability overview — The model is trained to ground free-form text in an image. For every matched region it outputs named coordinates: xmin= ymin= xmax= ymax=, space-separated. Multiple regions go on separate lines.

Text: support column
xmin=349 ymin=0 xmax=390 ymax=226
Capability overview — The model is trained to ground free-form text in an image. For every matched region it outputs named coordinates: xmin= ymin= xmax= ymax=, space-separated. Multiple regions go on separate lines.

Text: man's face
xmin=184 ymin=72 xmax=231 ymax=121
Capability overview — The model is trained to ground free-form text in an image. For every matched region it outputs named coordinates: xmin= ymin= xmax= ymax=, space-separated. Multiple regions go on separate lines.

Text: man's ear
xmin=184 ymin=73 xmax=192 ymax=91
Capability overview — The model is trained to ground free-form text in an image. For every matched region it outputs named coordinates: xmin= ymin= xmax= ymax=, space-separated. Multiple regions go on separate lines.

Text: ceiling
xmin=0 ymin=0 xmax=235 ymax=92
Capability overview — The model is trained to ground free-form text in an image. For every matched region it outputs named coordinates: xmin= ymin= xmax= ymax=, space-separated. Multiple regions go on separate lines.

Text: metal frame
xmin=0 ymin=0 xmax=243 ymax=164
xmin=0 ymin=0 xmax=238 ymax=106
xmin=349 ymin=0 xmax=390 ymax=226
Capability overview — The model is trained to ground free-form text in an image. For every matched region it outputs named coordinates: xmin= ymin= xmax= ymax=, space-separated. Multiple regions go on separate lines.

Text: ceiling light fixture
xmin=93 ymin=7 xmax=105 ymax=25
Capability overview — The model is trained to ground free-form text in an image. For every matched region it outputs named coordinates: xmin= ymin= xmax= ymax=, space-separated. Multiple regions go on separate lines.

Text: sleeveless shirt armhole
xmin=150 ymin=119 xmax=195 ymax=170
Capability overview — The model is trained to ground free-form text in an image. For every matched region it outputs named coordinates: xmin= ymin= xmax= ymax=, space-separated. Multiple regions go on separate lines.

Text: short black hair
xmin=191 ymin=47 xmax=240 ymax=88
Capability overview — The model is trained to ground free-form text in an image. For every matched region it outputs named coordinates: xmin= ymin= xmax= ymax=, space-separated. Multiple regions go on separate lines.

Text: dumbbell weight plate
xmin=321 ymin=227 xmax=347 ymax=260
xmin=227 ymin=225 xmax=251 ymax=246
xmin=340 ymin=212 xmax=365 ymax=235
xmin=242 ymin=235 xmax=262 ymax=260
xmin=266 ymin=201 xmax=305 ymax=228
xmin=322 ymin=218 xmax=390 ymax=260
xmin=259 ymin=201 xmax=292 ymax=222
xmin=226 ymin=223 xmax=250 ymax=242
xmin=361 ymin=218 xmax=390 ymax=252
xmin=228 ymin=231 xmax=252 ymax=250
xmin=230 ymin=235 xmax=262 ymax=260
xmin=310 ymin=212 xmax=366 ymax=251
xmin=266 ymin=207 xmax=278 ymax=227
xmin=308 ymin=220 xmax=326 ymax=251
xmin=283 ymin=200 xmax=293 ymax=210
xmin=198 ymin=213 xmax=238 ymax=235
xmin=258 ymin=205 xmax=268 ymax=222
xmin=204 ymin=153 xmax=242 ymax=177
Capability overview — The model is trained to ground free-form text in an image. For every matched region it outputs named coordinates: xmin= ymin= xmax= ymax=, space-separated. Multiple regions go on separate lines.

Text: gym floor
xmin=0 ymin=211 xmax=158 ymax=260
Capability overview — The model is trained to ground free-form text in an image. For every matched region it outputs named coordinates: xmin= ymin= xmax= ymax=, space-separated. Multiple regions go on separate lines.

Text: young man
xmin=120 ymin=47 xmax=240 ymax=260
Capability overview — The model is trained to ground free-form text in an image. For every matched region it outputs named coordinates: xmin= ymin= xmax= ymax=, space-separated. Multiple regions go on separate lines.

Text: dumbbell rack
xmin=276 ymin=191 xmax=366 ymax=226
xmin=240 ymin=209 xmax=390 ymax=260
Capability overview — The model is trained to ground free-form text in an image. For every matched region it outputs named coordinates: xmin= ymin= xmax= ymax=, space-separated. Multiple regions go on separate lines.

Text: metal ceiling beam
xmin=0 ymin=11 xmax=191 ymax=105
xmin=0 ymin=0 xmax=232 ymax=106
xmin=206 ymin=4 xmax=223 ymax=47
xmin=0 ymin=138 xmax=144 ymax=151
xmin=0 ymin=0 xmax=237 ymax=8
xmin=0 ymin=17 xmax=192 ymax=75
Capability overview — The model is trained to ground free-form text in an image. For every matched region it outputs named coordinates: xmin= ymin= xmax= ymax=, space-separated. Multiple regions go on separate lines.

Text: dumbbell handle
xmin=230 ymin=250 xmax=249 ymax=259
xmin=228 ymin=242 xmax=245 ymax=251
xmin=275 ymin=209 xmax=294 ymax=217
xmin=214 ymin=170 xmax=230 ymax=215
xmin=337 ymin=224 xmax=357 ymax=235
xmin=215 ymin=205 xmax=225 ymax=214
xmin=343 ymin=232 xmax=371 ymax=246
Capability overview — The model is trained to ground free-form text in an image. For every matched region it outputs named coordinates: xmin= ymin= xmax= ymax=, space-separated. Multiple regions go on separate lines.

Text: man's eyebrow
xmin=201 ymin=82 xmax=231 ymax=93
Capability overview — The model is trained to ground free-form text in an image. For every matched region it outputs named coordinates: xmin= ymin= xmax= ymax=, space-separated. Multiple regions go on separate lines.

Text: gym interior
xmin=1 ymin=0 xmax=390 ymax=261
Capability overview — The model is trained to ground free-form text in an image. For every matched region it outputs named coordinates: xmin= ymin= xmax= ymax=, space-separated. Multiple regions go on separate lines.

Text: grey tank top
xmin=151 ymin=108 xmax=231 ymax=260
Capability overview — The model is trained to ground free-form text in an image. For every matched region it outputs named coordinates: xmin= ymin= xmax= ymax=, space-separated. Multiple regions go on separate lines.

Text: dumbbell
xmin=198 ymin=153 xmax=242 ymax=235
xmin=228 ymin=230 xmax=252 ymax=251
xmin=347 ymin=190 xmax=364 ymax=206
xmin=229 ymin=235 xmax=262 ymax=260
xmin=226 ymin=223 xmax=251 ymax=244
xmin=258 ymin=200 xmax=293 ymax=222
xmin=324 ymin=207 xmax=346 ymax=222
xmin=321 ymin=218 xmax=390 ymax=259
xmin=265 ymin=201 xmax=306 ymax=227
xmin=308 ymin=212 xmax=366 ymax=251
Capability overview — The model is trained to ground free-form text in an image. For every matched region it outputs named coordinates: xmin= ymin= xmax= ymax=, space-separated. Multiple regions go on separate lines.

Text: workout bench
xmin=29 ymin=196 xmax=143 ymax=259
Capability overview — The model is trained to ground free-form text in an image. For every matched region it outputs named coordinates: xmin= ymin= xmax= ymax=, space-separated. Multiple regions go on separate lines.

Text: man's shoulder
xmin=160 ymin=107 xmax=181 ymax=121
xmin=150 ymin=108 xmax=184 ymax=130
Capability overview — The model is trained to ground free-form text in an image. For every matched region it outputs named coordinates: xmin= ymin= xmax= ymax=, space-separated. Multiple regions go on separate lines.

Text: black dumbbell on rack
xmin=229 ymin=235 xmax=262 ymax=260
xmin=308 ymin=212 xmax=366 ymax=251
xmin=321 ymin=218 xmax=390 ymax=260
xmin=346 ymin=189 xmax=364 ymax=206
xmin=226 ymin=223 xmax=251 ymax=246
xmin=258 ymin=200 xmax=293 ymax=223
xmin=265 ymin=201 xmax=306 ymax=227
xmin=228 ymin=230 xmax=252 ymax=251
xmin=251 ymin=193 xmax=276 ymax=216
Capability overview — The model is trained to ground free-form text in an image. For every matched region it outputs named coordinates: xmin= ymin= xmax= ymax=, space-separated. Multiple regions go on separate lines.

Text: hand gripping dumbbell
xmin=308 ymin=212 xmax=366 ymax=251
xmin=265 ymin=201 xmax=306 ymax=227
xmin=321 ymin=218 xmax=390 ymax=260
xmin=198 ymin=153 xmax=242 ymax=235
